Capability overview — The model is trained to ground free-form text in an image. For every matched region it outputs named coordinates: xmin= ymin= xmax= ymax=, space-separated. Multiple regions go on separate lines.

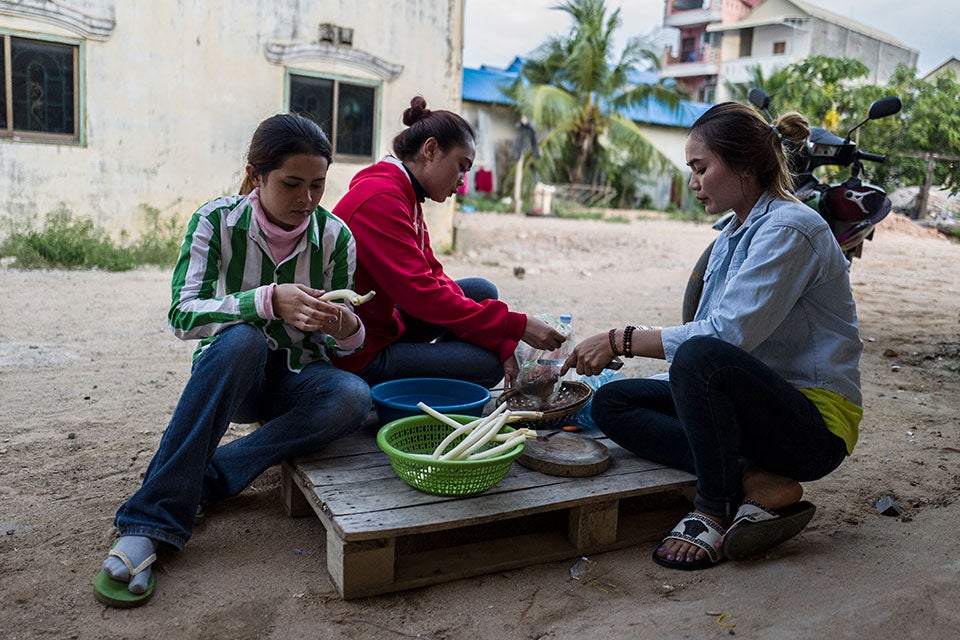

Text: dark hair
xmin=240 ymin=113 xmax=333 ymax=194
xmin=688 ymin=102 xmax=810 ymax=201
xmin=391 ymin=96 xmax=476 ymax=161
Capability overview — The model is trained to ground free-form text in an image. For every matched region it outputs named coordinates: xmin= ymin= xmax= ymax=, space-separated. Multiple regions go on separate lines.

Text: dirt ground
xmin=2 ymin=210 xmax=959 ymax=639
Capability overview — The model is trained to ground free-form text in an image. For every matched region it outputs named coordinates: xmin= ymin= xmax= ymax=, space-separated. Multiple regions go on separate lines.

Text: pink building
xmin=661 ymin=0 xmax=762 ymax=102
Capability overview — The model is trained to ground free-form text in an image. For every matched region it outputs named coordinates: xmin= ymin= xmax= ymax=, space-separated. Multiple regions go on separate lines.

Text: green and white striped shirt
xmin=168 ymin=194 xmax=359 ymax=371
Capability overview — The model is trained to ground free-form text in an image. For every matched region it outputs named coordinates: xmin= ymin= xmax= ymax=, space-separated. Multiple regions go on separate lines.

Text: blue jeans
xmin=591 ymin=336 xmax=847 ymax=519
xmin=114 ymin=324 xmax=371 ymax=549
xmin=357 ymin=277 xmax=504 ymax=388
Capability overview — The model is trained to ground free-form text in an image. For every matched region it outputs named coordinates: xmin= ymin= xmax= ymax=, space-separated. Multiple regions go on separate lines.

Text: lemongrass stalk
xmin=458 ymin=411 xmax=512 ymax=458
xmin=493 ymin=428 xmax=537 ymax=441
xmin=429 ymin=415 xmax=485 ymax=459
xmin=467 ymin=434 xmax=526 ymax=460
xmin=440 ymin=408 xmax=509 ymax=460
xmin=417 ymin=402 xmax=470 ymax=431
xmin=439 ymin=403 xmax=507 ymax=455
xmin=438 ymin=413 xmax=501 ymax=461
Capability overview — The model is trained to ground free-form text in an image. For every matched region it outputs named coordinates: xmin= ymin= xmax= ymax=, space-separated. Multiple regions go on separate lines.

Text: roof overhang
xmin=706 ymin=17 xmax=805 ymax=33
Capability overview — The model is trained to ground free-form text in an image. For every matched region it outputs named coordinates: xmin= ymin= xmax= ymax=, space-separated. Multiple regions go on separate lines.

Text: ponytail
xmin=689 ymin=102 xmax=810 ymax=201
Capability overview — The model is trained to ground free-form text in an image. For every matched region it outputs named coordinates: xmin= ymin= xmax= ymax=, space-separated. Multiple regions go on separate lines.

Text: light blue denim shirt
xmin=661 ymin=192 xmax=863 ymax=406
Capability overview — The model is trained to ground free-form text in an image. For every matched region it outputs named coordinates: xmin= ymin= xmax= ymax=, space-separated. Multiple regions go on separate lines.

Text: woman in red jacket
xmin=333 ymin=96 xmax=563 ymax=389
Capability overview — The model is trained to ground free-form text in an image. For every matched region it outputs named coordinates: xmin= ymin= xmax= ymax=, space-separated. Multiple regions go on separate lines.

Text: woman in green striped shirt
xmin=94 ymin=114 xmax=372 ymax=608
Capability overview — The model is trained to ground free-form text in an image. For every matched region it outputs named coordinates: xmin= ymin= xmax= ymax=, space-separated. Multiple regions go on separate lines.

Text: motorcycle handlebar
xmin=857 ymin=150 xmax=886 ymax=163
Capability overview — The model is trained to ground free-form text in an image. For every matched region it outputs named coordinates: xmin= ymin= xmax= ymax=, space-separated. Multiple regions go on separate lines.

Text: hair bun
xmin=402 ymin=96 xmax=431 ymax=126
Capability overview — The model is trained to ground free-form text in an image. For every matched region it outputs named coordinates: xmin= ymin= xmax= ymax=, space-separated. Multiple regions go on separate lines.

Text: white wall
xmin=0 ymin=0 xmax=465 ymax=249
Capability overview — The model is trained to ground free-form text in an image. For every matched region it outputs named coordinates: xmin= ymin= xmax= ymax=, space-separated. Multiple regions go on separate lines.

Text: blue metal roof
xmin=620 ymin=99 xmax=711 ymax=128
xmin=462 ymin=66 xmax=516 ymax=105
xmin=462 ymin=61 xmax=711 ymax=129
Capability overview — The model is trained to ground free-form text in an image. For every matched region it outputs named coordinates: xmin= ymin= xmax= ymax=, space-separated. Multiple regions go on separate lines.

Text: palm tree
xmin=723 ymin=64 xmax=790 ymax=106
xmin=511 ymin=0 xmax=686 ymax=189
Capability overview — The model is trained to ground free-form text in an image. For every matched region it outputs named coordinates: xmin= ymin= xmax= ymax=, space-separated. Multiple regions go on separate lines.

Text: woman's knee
xmin=327 ymin=373 xmax=373 ymax=423
xmin=456 ymin=277 xmax=498 ymax=302
xmin=590 ymin=380 xmax=635 ymax=430
xmin=342 ymin=374 xmax=373 ymax=409
xmin=474 ymin=353 xmax=504 ymax=389
xmin=194 ymin=324 xmax=267 ymax=374
xmin=673 ymin=335 xmax=727 ymax=368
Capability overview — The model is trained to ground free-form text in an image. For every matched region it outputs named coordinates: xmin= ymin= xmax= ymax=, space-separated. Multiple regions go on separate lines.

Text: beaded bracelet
xmin=623 ymin=325 xmax=637 ymax=358
xmin=608 ymin=328 xmax=620 ymax=356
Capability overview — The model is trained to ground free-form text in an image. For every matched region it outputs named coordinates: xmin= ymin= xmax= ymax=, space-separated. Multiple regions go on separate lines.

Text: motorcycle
xmin=681 ymin=90 xmax=903 ymax=324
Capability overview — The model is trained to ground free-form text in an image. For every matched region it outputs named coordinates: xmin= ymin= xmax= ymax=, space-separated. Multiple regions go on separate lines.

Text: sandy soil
xmin=1 ymin=210 xmax=959 ymax=639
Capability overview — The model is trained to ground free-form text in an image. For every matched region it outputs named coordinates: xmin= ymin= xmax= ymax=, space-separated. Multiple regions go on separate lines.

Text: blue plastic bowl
xmin=371 ymin=378 xmax=491 ymax=424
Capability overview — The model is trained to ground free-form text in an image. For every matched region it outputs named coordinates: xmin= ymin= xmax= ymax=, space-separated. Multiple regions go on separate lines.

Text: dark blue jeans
xmin=591 ymin=336 xmax=847 ymax=518
xmin=115 ymin=324 xmax=371 ymax=549
xmin=357 ymin=277 xmax=504 ymax=388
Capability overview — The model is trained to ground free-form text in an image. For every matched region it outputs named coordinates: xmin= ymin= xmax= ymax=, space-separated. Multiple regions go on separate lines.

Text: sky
xmin=463 ymin=0 xmax=959 ymax=77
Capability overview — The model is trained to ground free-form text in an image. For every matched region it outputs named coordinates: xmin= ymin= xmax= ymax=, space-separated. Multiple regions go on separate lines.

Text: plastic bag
xmin=514 ymin=313 xmax=573 ymax=406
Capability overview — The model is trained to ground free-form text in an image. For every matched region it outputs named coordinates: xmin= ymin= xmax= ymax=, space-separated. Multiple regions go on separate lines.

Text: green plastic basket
xmin=376 ymin=414 xmax=525 ymax=496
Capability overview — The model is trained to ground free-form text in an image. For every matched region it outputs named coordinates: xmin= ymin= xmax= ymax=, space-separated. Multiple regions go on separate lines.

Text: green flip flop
xmin=93 ymin=569 xmax=155 ymax=608
xmin=93 ymin=543 xmax=157 ymax=608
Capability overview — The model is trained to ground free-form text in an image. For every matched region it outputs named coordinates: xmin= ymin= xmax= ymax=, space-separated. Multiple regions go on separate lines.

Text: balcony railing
xmin=661 ymin=44 xmax=719 ymax=77
xmin=720 ymin=55 xmax=789 ymax=85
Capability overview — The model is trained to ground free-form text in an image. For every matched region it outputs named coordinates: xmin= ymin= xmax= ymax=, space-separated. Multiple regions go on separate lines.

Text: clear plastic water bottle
xmin=558 ymin=314 xmax=577 ymax=381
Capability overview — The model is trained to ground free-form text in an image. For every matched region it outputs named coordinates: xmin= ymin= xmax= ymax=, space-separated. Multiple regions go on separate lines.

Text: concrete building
xmin=660 ymin=0 xmax=918 ymax=103
xmin=923 ymin=57 xmax=960 ymax=83
xmin=0 ymin=0 xmax=466 ymax=249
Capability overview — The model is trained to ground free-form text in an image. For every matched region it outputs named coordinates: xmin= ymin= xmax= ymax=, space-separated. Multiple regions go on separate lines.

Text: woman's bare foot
xmin=655 ymin=470 xmax=803 ymax=564
xmin=741 ymin=467 xmax=803 ymax=510
xmin=655 ymin=511 xmax=730 ymax=564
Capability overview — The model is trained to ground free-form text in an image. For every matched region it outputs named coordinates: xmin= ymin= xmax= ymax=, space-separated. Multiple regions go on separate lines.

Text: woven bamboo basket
xmin=496 ymin=380 xmax=593 ymax=429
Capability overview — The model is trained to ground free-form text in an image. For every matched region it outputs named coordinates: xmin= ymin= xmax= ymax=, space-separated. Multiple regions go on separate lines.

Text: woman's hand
xmin=522 ymin=316 xmax=566 ymax=351
xmin=502 ymin=355 xmax=519 ymax=391
xmin=273 ymin=284 xmax=357 ymax=335
xmin=561 ymin=332 xmax=616 ymax=377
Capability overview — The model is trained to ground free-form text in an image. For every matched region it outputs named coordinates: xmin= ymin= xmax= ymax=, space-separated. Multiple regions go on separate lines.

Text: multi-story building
xmin=660 ymin=0 xmax=763 ymax=103
xmin=660 ymin=0 xmax=918 ymax=103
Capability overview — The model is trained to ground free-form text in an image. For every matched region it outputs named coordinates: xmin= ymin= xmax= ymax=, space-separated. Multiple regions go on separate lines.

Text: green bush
xmin=0 ymin=205 xmax=183 ymax=271
xmin=132 ymin=205 xmax=183 ymax=268
xmin=458 ymin=194 xmax=514 ymax=213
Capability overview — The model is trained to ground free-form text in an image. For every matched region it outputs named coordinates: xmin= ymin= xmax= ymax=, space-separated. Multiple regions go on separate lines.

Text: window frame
xmin=284 ymin=70 xmax=380 ymax=163
xmin=0 ymin=29 xmax=84 ymax=145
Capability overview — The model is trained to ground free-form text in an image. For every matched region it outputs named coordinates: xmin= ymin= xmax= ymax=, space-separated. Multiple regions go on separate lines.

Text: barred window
xmin=289 ymin=72 xmax=377 ymax=160
xmin=1 ymin=34 xmax=79 ymax=142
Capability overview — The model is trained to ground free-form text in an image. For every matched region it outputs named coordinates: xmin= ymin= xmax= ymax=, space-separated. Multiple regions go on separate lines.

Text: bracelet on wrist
xmin=608 ymin=328 xmax=620 ymax=356
xmin=623 ymin=325 xmax=636 ymax=358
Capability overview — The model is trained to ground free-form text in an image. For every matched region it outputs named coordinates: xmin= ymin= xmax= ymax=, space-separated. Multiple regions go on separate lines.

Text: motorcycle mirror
xmin=868 ymin=96 xmax=903 ymax=120
xmin=748 ymin=88 xmax=770 ymax=111
xmin=845 ymin=95 xmax=903 ymax=142
xmin=747 ymin=88 xmax=773 ymax=121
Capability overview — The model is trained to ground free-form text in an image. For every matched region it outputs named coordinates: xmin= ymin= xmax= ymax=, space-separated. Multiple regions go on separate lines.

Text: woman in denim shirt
xmin=563 ymin=102 xmax=862 ymax=570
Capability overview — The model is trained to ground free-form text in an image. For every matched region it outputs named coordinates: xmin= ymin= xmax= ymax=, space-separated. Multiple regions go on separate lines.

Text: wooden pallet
xmin=281 ymin=430 xmax=695 ymax=599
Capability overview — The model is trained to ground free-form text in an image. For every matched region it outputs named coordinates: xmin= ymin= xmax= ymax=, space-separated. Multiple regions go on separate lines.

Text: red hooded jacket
xmin=331 ymin=159 xmax=527 ymax=373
